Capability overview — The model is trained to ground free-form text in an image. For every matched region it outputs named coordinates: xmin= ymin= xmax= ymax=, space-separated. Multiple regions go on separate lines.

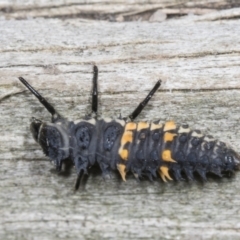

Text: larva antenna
xmin=18 ymin=77 xmax=61 ymax=122
xmin=129 ymin=80 xmax=161 ymax=121
xmin=92 ymin=65 xmax=98 ymax=114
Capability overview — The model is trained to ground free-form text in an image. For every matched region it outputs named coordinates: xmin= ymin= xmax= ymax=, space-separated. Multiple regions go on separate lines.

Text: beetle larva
xmin=18 ymin=66 xmax=240 ymax=190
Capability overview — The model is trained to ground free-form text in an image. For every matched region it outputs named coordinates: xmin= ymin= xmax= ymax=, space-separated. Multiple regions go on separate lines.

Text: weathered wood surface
xmin=1 ymin=1 xmax=240 ymax=239
xmin=1 ymin=0 xmax=240 ymax=21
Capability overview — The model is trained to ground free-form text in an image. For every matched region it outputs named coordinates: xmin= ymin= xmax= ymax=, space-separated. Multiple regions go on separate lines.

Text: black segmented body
xmin=18 ymin=66 xmax=240 ymax=189
xmin=31 ymin=117 xmax=240 ymax=184
xmin=69 ymin=119 xmax=124 ymax=176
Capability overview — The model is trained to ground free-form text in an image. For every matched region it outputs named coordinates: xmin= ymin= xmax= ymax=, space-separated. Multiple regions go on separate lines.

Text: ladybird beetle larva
xmin=18 ymin=66 xmax=240 ymax=190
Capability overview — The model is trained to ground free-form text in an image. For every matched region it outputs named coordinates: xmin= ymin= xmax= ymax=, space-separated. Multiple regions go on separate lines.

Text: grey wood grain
xmin=1 ymin=0 xmax=239 ymax=21
xmin=0 ymin=2 xmax=240 ymax=239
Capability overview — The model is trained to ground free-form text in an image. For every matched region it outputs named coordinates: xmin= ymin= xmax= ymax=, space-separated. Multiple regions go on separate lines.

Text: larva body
xmin=38 ymin=117 xmax=239 ymax=183
xmin=19 ymin=66 xmax=240 ymax=189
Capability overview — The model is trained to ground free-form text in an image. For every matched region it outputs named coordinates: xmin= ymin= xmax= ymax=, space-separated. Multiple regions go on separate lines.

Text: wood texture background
xmin=1 ymin=1 xmax=240 ymax=239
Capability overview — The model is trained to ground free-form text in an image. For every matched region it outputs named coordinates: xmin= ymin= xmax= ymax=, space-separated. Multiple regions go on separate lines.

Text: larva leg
xmin=18 ymin=77 xmax=61 ymax=122
xmin=128 ymin=80 xmax=161 ymax=121
xmin=74 ymin=169 xmax=85 ymax=191
xmin=74 ymin=167 xmax=91 ymax=191
xmin=92 ymin=65 xmax=98 ymax=115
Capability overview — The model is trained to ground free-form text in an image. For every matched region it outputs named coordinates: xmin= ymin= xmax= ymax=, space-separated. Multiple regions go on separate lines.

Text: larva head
xmin=19 ymin=77 xmax=68 ymax=170
xmin=30 ymin=117 xmax=69 ymax=170
xmin=37 ymin=123 xmax=65 ymax=159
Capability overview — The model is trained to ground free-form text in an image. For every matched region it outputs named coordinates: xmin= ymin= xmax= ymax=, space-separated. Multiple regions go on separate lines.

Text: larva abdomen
xmin=109 ymin=120 xmax=240 ymax=182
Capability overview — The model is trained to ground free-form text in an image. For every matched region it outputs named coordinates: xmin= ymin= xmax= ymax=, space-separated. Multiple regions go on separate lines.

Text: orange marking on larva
xmin=117 ymin=164 xmax=126 ymax=181
xmin=162 ymin=150 xmax=176 ymax=163
xmin=137 ymin=122 xmax=149 ymax=131
xmin=159 ymin=171 xmax=167 ymax=182
xmin=118 ymin=126 xmax=134 ymax=161
xmin=164 ymin=132 xmax=177 ymax=142
xmin=125 ymin=122 xmax=137 ymax=131
xmin=119 ymin=149 xmax=128 ymax=161
xmin=163 ymin=121 xmax=176 ymax=132
xmin=150 ymin=123 xmax=163 ymax=131
xmin=121 ymin=131 xmax=133 ymax=145
xmin=160 ymin=166 xmax=173 ymax=181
